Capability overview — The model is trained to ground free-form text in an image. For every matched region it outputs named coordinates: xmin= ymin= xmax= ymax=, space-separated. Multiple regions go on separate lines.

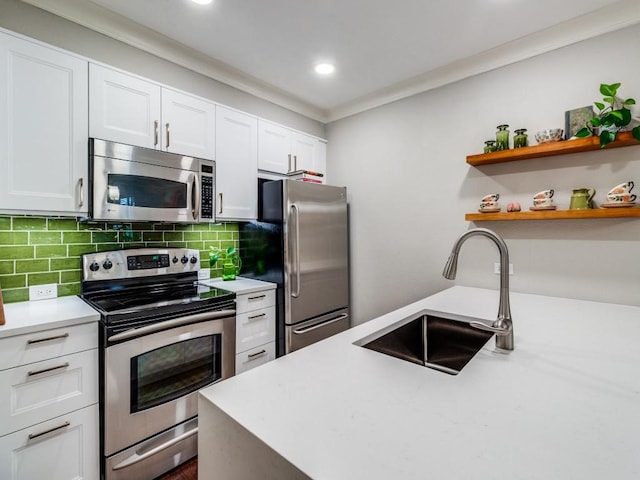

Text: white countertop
xmin=0 ymin=295 xmax=100 ymax=339
xmin=199 ymin=286 xmax=640 ymax=479
xmin=200 ymin=276 xmax=276 ymax=294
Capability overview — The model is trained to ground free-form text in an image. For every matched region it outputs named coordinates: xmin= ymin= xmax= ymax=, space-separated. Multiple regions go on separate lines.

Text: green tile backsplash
xmin=0 ymin=215 xmax=239 ymax=304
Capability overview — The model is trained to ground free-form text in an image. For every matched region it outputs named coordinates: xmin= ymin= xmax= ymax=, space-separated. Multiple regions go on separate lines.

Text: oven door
xmin=103 ymin=312 xmax=235 ymax=457
xmin=91 ymin=154 xmax=199 ymax=223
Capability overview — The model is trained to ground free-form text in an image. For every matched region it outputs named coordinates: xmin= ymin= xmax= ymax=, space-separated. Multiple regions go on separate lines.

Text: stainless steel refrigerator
xmin=239 ymin=179 xmax=350 ymax=356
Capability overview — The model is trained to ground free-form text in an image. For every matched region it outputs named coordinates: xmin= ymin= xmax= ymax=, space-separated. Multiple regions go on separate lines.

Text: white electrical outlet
xmin=198 ymin=269 xmax=211 ymax=280
xmin=29 ymin=283 xmax=58 ymax=301
xmin=494 ymin=263 xmax=514 ymax=275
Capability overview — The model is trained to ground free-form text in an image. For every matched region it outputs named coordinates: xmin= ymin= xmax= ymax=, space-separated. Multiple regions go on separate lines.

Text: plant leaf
xmin=623 ymin=98 xmax=636 ymax=105
xmin=575 ymin=127 xmax=592 ymax=138
xmin=594 ymin=101 xmax=605 ymax=111
xmin=599 ymin=129 xmax=616 ymax=147
xmin=603 ymin=96 xmax=615 ymax=105
xmin=618 ymin=108 xmax=632 ymax=126
xmin=589 ymin=117 xmax=601 ymax=127
xmin=600 ymin=114 xmax=616 ymax=127
xmin=600 ymin=83 xmax=620 ymax=96
xmin=633 ymin=125 xmax=640 ymax=142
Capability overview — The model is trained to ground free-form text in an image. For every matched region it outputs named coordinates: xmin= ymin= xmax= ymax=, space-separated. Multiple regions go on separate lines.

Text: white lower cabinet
xmin=0 ymin=322 xmax=99 ymax=480
xmin=0 ymin=404 xmax=99 ymax=480
xmin=234 ymin=288 xmax=276 ymax=374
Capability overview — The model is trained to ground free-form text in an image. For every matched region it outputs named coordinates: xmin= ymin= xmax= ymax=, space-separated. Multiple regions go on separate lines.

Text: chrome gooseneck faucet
xmin=442 ymin=228 xmax=514 ymax=351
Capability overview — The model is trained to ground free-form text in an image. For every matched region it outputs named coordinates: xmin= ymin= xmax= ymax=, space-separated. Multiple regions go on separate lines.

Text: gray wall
xmin=0 ymin=0 xmax=325 ymax=138
xmin=327 ymin=24 xmax=640 ymax=325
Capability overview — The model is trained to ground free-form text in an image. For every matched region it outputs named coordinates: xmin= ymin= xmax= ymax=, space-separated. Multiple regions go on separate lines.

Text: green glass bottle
xmin=484 ymin=140 xmax=497 ymax=153
xmin=513 ymin=128 xmax=528 ymax=148
xmin=496 ymin=124 xmax=510 ymax=150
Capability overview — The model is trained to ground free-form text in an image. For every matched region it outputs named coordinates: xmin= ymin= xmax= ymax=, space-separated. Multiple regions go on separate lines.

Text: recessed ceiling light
xmin=314 ymin=63 xmax=335 ymax=75
xmin=192 ymin=0 xmax=213 ymax=5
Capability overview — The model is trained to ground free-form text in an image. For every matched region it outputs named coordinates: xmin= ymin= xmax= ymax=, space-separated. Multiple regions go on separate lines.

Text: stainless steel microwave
xmin=89 ymin=138 xmax=215 ymax=223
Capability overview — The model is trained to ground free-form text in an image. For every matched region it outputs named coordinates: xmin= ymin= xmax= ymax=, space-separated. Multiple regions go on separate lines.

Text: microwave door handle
xmin=290 ymin=204 xmax=301 ymax=298
xmin=192 ymin=173 xmax=200 ymax=221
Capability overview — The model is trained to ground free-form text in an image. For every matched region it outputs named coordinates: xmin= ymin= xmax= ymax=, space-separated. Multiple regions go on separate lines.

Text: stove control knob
xmin=189 ymin=256 xmax=198 ymax=264
xmin=172 ymin=256 xmax=179 ymax=264
xmin=181 ymin=256 xmax=189 ymax=264
xmin=103 ymin=259 xmax=113 ymax=270
xmin=89 ymin=261 xmax=100 ymax=272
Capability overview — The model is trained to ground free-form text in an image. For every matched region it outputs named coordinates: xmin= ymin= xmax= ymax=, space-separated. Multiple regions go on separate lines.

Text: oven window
xmin=130 ymin=335 xmax=221 ymax=413
xmin=108 ymin=174 xmax=187 ymax=209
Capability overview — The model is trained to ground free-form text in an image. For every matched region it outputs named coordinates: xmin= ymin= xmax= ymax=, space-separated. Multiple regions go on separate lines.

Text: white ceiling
xmin=21 ymin=0 xmax=640 ymax=122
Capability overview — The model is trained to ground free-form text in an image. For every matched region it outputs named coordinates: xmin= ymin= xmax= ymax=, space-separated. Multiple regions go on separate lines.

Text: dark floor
xmin=156 ymin=457 xmax=197 ymax=480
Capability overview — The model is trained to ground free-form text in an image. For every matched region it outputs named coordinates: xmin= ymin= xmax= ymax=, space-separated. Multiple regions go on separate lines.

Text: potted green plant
xmin=209 ymin=246 xmax=242 ymax=281
xmin=575 ymin=83 xmax=640 ymax=147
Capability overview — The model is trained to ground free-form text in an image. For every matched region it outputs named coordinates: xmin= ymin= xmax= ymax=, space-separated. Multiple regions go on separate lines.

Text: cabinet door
xmin=257 ymin=120 xmax=291 ymax=174
xmin=0 ymin=349 xmax=98 ymax=436
xmin=215 ymin=106 xmax=258 ymax=220
xmin=89 ymin=63 xmax=161 ymax=149
xmin=0 ymin=33 xmax=88 ymax=214
xmin=0 ymin=404 xmax=99 ymax=480
xmin=161 ymin=88 xmax=215 ymax=159
xmin=291 ymin=132 xmax=326 ymax=175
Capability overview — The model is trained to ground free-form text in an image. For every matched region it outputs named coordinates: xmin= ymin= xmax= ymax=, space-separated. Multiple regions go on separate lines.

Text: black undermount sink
xmin=355 ymin=310 xmax=494 ymax=375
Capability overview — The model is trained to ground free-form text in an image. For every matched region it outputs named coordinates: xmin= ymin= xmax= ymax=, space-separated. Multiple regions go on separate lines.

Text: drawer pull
xmin=28 ymin=362 xmax=70 ymax=377
xmin=247 ymin=349 xmax=267 ymax=359
xmin=28 ymin=421 xmax=70 ymax=440
xmin=248 ymin=294 xmax=266 ymax=301
xmin=248 ymin=313 xmax=266 ymax=320
xmin=27 ymin=333 xmax=69 ymax=344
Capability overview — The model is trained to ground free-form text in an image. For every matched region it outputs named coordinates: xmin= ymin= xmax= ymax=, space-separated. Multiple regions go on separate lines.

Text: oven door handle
xmin=112 ymin=426 xmax=198 ymax=471
xmin=107 ymin=309 xmax=236 ymax=342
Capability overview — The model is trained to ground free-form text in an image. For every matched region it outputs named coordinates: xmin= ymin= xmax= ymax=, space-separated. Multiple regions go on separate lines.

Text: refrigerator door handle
xmin=292 ymin=313 xmax=349 ymax=334
xmin=290 ymin=203 xmax=301 ymax=298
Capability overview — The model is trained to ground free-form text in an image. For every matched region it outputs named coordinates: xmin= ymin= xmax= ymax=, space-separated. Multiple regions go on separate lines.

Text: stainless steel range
xmin=80 ymin=247 xmax=236 ymax=480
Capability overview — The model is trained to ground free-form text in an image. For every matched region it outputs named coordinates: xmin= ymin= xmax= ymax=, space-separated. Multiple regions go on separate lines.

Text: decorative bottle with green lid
xmin=496 ymin=124 xmax=510 ymax=150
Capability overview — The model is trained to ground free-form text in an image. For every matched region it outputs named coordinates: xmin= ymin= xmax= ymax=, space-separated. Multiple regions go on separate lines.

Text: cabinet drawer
xmin=236 ymin=307 xmax=275 ymax=353
xmin=235 ymin=289 xmax=275 ymax=314
xmin=0 ymin=403 xmax=99 ymax=480
xmin=0 ymin=322 xmax=98 ymax=370
xmin=235 ymin=342 xmax=276 ymax=375
xmin=0 ymin=349 xmax=98 ymax=436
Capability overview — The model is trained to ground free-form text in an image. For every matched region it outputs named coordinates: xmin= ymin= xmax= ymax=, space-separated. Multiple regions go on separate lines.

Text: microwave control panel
xmin=200 ymin=162 xmax=214 ymax=220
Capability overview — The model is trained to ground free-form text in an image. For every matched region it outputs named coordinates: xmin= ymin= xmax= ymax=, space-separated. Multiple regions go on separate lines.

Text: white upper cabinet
xmin=215 ymin=106 xmax=258 ymax=220
xmin=0 ymin=32 xmax=88 ymax=215
xmin=89 ymin=64 xmax=215 ymax=160
xmin=258 ymin=119 xmax=326 ymax=176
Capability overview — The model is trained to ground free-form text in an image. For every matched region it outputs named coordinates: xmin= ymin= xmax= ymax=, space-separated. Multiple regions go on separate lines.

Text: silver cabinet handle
xmin=28 ymin=421 xmax=70 ymax=440
xmin=247 ymin=349 xmax=267 ymax=359
xmin=293 ymin=313 xmax=349 ymax=335
xmin=287 ymin=154 xmax=292 ymax=173
xmin=28 ymin=362 xmax=69 ymax=377
xmin=165 ymin=122 xmax=170 ymax=148
xmin=218 ymin=193 xmax=223 ymax=215
xmin=192 ymin=173 xmax=200 ymax=221
xmin=27 ymin=333 xmax=69 ymax=344
xmin=248 ymin=313 xmax=266 ymax=320
xmin=293 ymin=155 xmax=297 ymax=172
xmin=290 ymin=204 xmax=300 ymax=298
xmin=78 ymin=177 xmax=84 ymax=207
xmin=248 ymin=294 xmax=266 ymax=301
xmin=113 ymin=426 xmax=198 ymax=471
xmin=154 ymin=120 xmax=159 ymax=146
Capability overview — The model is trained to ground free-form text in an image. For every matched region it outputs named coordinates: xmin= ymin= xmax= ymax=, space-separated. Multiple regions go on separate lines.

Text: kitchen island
xmin=198 ymin=286 xmax=640 ymax=479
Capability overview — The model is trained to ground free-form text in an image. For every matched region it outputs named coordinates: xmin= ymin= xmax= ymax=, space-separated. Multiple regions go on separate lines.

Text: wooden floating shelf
xmin=465 ymin=207 xmax=640 ymax=221
xmin=467 ymin=131 xmax=640 ymax=166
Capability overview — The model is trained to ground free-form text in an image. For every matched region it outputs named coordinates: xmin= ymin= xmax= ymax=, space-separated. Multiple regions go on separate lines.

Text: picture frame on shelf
xmin=564 ymin=106 xmax=594 ymax=140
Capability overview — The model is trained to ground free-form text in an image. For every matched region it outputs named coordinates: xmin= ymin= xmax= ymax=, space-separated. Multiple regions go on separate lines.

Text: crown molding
xmin=20 ymin=0 xmax=330 ymax=122
xmin=20 ymin=0 xmax=640 ymax=125
xmin=327 ymin=0 xmax=640 ymax=122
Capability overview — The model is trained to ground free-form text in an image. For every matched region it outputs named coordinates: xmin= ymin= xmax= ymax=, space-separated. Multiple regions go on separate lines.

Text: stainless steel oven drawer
xmin=105 ymin=417 xmax=197 ymax=480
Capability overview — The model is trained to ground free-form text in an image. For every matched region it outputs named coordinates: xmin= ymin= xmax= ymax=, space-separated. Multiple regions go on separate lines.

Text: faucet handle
xmin=469 ymin=320 xmax=511 ymax=336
